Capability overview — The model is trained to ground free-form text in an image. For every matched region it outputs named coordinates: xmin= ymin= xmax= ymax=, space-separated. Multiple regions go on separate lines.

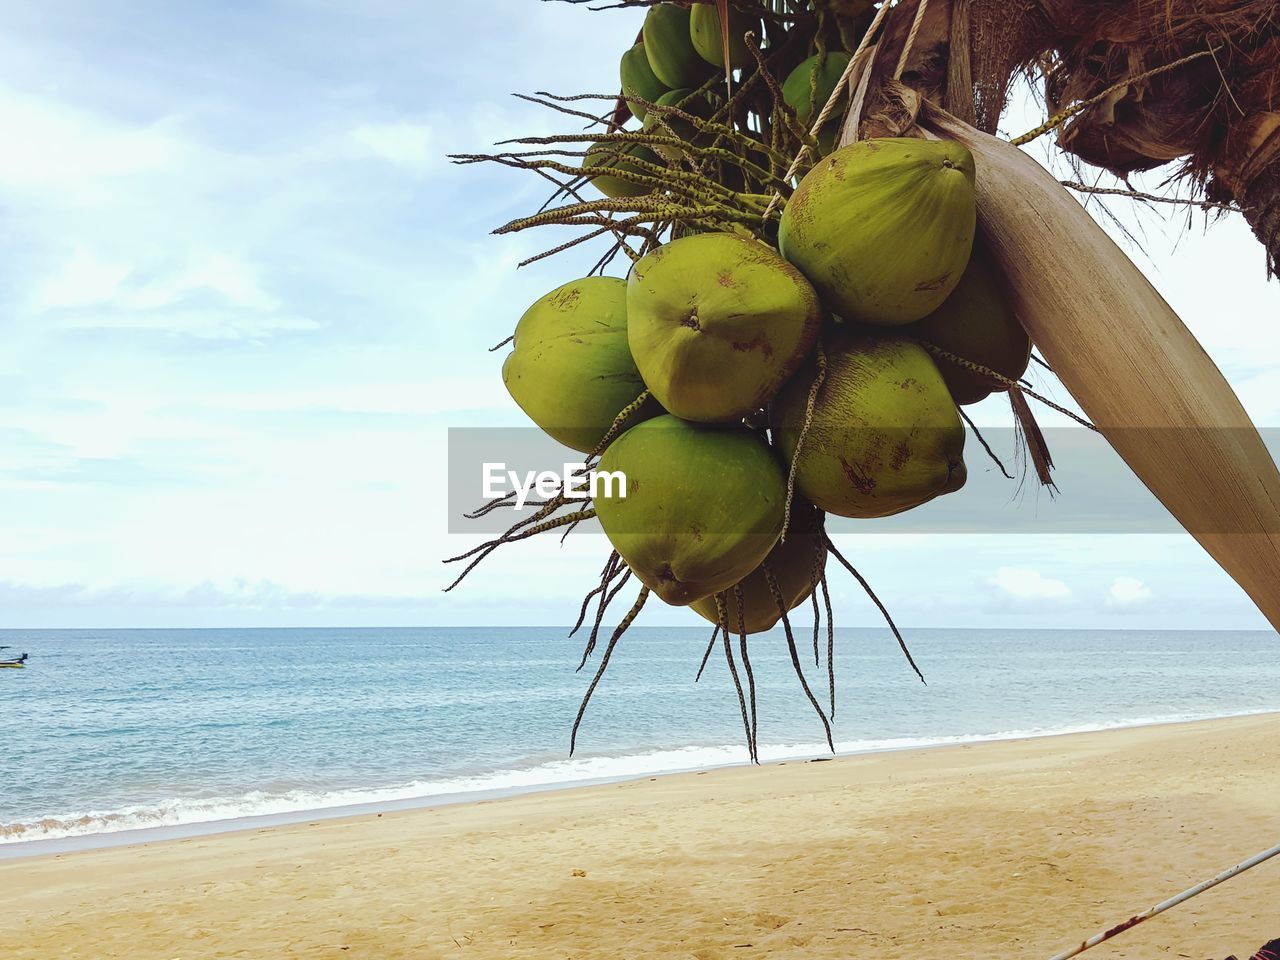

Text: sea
xmin=2 ymin=626 xmax=1278 ymax=856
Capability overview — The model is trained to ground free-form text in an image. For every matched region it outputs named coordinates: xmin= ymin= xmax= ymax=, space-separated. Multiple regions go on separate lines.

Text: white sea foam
xmin=3 ymin=708 xmax=1267 ymax=847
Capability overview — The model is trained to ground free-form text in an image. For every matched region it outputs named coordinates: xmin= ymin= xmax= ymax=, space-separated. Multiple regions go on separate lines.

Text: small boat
xmin=0 ymin=646 xmax=27 ymax=669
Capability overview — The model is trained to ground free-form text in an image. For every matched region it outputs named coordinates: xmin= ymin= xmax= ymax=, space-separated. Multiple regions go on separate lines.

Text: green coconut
xmin=689 ymin=497 xmax=827 ymax=633
xmin=642 ymin=4 xmax=710 ymax=90
xmin=783 ymin=52 xmax=852 ymax=153
xmin=582 ymin=142 xmax=661 ymax=199
xmin=595 ymin=416 xmax=786 ymax=606
xmin=620 ymin=43 xmax=668 ymax=122
xmin=778 ymin=138 xmax=977 ymax=326
xmin=627 ymin=232 xmax=824 ymax=423
xmin=689 ymin=3 xmax=757 ymax=71
xmin=502 ymin=277 xmax=650 ymax=453
xmin=641 ymin=88 xmax=716 ymax=162
xmin=772 ymin=327 xmax=967 ymax=518
xmin=906 ymin=241 xmax=1032 ymax=405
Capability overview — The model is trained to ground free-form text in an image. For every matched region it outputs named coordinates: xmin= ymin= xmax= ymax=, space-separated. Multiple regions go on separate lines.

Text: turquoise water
xmin=2 ymin=626 xmax=1277 ymax=847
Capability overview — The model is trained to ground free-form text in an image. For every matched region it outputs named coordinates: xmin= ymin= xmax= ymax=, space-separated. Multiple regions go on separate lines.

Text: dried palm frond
xmin=1032 ymin=0 xmax=1280 ymax=270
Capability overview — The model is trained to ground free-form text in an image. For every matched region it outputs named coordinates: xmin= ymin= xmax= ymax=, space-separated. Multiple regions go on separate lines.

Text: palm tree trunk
xmin=1240 ymin=159 xmax=1280 ymax=277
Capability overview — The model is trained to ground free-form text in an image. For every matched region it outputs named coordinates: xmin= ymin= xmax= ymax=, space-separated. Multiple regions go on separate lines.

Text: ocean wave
xmin=2 ymin=709 xmax=1270 ymax=846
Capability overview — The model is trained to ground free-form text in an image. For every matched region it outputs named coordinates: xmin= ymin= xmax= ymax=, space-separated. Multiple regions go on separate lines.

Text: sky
xmin=0 ymin=1 xmax=1277 ymax=630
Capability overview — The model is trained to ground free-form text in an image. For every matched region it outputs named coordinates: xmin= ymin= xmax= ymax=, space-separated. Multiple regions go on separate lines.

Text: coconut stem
xmin=493 ymin=130 xmax=790 ymax=187
xmin=464 ymin=489 xmax=517 ymax=519
xmin=442 ymin=498 xmax=579 ymax=592
xmin=810 ymin=589 xmax=822 ymax=669
xmin=471 ymin=149 xmax=760 ymax=207
xmin=821 ymin=532 xmax=925 ymax=685
xmin=958 ymin=407 xmax=1013 ymax=480
xmin=766 ymin=564 xmax=834 ymax=751
xmin=715 ymin=593 xmax=756 ymax=762
xmin=589 ymin=389 xmax=651 ymax=459
xmin=762 ymin=0 xmax=894 ymax=222
xmin=579 ymin=568 xmax=633 ymax=671
xmin=525 ymin=165 xmax=641 ymax=268
xmin=443 ymin=514 xmax=588 ymax=593
xmin=520 ymin=219 xmax=658 ymax=269
xmin=461 ymin=20 xmax=822 ymax=265
xmin=918 ymin=340 xmax=1098 ymax=431
xmin=781 ymin=342 xmax=827 ymax=544
xmin=820 ymin=571 xmax=836 ymax=719
xmin=443 ymin=498 xmax=575 ymax=564
xmin=745 ymin=30 xmax=822 ymax=165
xmin=808 ymin=517 xmax=827 ymax=669
xmin=695 ymin=625 xmax=721 ymax=683
xmin=570 ymin=551 xmax=622 ymax=638
xmin=570 ymin=585 xmax=650 ymax=756
xmin=488 ymin=334 xmax=515 ymax=353
xmin=733 ymin=583 xmax=760 ymax=762
xmin=560 ymin=500 xmax=596 ymax=543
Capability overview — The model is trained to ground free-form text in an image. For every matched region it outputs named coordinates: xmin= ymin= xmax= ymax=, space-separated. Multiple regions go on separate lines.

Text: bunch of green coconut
xmin=489 ymin=140 xmax=1031 ymax=753
xmin=450 ymin=2 xmax=1034 ymax=756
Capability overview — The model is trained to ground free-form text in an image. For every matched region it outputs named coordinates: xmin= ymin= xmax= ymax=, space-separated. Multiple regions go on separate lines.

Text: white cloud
xmin=1107 ymin=576 xmax=1153 ymax=608
xmin=173 ymin=252 xmax=281 ymax=311
xmin=203 ymin=376 xmax=515 ymax=416
xmin=989 ymin=566 xmax=1072 ymax=600
xmin=31 ymin=248 xmax=312 ymax=340
xmin=29 ymin=248 xmax=132 ymax=311
xmin=351 ymin=121 xmax=436 ymax=175
xmin=35 ymin=248 xmax=279 ymax=311
xmin=0 ymin=87 xmax=183 ymax=201
xmin=59 ymin=308 xmax=320 ymax=341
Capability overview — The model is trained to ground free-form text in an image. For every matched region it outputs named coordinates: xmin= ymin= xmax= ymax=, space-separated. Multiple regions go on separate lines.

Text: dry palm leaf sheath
xmin=446 ymin=0 xmax=1280 ymax=757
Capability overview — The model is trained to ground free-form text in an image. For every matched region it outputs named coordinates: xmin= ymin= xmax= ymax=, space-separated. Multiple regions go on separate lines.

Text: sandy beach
xmin=3 ymin=714 xmax=1278 ymax=959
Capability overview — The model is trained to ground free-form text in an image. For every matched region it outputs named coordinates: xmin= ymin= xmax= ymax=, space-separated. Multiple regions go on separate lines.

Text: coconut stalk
xmin=913 ymin=96 xmax=1280 ymax=630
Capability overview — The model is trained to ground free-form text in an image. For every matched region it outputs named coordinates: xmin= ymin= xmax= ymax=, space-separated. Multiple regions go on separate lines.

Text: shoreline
xmin=5 ymin=707 xmax=1279 ymax=862
xmin=4 ymin=711 xmax=1278 ymax=959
